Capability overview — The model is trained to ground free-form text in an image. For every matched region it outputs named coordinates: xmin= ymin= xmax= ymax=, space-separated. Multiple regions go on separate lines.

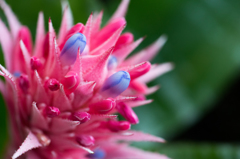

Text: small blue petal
xmin=60 ymin=33 xmax=86 ymax=66
xmin=107 ymin=55 xmax=118 ymax=70
xmin=101 ymin=71 xmax=130 ymax=98
xmin=13 ymin=72 xmax=21 ymax=77
xmin=86 ymin=149 xmax=105 ymax=159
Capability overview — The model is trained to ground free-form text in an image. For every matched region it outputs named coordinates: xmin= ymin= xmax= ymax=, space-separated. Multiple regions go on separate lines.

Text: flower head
xmin=0 ymin=0 xmax=173 ymax=158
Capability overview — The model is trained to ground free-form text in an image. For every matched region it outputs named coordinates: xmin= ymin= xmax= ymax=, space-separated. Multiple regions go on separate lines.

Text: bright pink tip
xmin=89 ymin=99 xmax=116 ymax=114
xmin=61 ymin=71 xmax=80 ymax=94
xmin=45 ymin=78 xmax=60 ymax=91
xmin=116 ymin=102 xmax=139 ymax=124
xmin=92 ymin=17 xmax=126 ymax=49
xmin=30 ymin=56 xmax=42 ymax=70
xmin=18 ymin=26 xmax=32 ymax=53
xmin=129 ymin=61 xmax=151 ymax=80
xmin=114 ymin=32 xmax=134 ymax=50
xmin=76 ymin=135 xmax=95 ymax=147
xmin=59 ymin=23 xmax=85 ymax=49
xmin=108 ymin=120 xmax=131 ymax=132
xmin=129 ymin=80 xmax=148 ymax=93
xmin=135 ymin=95 xmax=146 ymax=101
xmin=72 ymin=112 xmax=91 ymax=123
xmin=43 ymin=33 xmax=49 ymax=58
xmin=45 ymin=106 xmax=60 ymax=118
xmin=68 ymin=23 xmax=85 ymax=34
xmin=18 ymin=74 xmax=29 ymax=93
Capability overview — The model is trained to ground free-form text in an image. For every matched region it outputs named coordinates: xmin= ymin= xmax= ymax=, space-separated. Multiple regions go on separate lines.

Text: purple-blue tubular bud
xmin=101 ymin=71 xmax=130 ymax=98
xmin=86 ymin=149 xmax=105 ymax=159
xmin=60 ymin=33 xmax=86 ymax=66
xmin=107 ymin=55 xmax=118 ymax=70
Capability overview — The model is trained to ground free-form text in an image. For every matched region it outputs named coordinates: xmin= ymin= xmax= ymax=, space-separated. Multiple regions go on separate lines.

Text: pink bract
xmin=0 ymin=0 xmax=173 ymax=158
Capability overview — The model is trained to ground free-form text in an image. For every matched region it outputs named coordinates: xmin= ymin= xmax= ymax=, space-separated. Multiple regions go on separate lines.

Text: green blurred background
xmin=1 ymin=0 xmax=240 ymax=158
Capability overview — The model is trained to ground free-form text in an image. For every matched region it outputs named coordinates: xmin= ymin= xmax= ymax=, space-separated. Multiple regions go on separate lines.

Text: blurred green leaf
xmin=102 ymin=0 xmax=240 ymax=142
xmin=156 ymin=142 xmax=240 ymax=159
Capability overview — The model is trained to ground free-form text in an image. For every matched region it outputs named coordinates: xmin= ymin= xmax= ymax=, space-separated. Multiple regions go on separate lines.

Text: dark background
xmin=1 ymin=0 xmax=240 ymax=158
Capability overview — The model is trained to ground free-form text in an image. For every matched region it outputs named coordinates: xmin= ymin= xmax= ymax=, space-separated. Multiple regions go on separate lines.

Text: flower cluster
xmin=0 ymin=0 xmax=172 ymax=158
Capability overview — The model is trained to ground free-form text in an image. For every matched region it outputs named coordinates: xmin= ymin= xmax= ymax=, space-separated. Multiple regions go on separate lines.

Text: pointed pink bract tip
xmin=114 ymin=32 xmax=134 ymax=50
xmin=18 ymin=27 xmax=32 ymax=53
xmin=135 ymin=95 xmax=146 ymax=101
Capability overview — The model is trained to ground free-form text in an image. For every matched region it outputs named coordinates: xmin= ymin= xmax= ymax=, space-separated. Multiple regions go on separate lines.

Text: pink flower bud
xmin=114 ymin=32 xmax=134 ymax=51
xmin=128 ymin=61 xmax=151 ymax=80
xmin=129 ymin=80 xmax=148 ymax=93
xmin=72 ymin=112 xmax=91 ymax=124
xmin=61 ymin=71 xmax=80 ymax=94
xmin=76 ymin=135 xmax=95 ymax=147
xmin=89 ymin=99 xmax=116 ymax=114
xmin=45 ymin=78 xmax=60 ymax=91
xmin=30 ymin=56 xmax=42 ymax=70
xmin=18 ymin=74 xmax=29 ymax=93
xmin=45 ymin=106 xmax=60 ymax=118
xmin=116 ymin=102 xmax=139 ymax=124
xmin=107 ymin=120 xmax=131 ymax=132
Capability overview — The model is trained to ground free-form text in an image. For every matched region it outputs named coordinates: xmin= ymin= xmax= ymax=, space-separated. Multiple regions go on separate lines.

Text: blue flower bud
xmin=13 ymin=72 xmax=21 ymax=77
xmin=60 ymin=33 xmax=86 ymax=66
xmin=107 ymin=55 xmax=118 ymax=70
xmin=101 ymin=71 xmax=130 ymax=98
xmin=86 ymin=149 xmax=105 ymax=159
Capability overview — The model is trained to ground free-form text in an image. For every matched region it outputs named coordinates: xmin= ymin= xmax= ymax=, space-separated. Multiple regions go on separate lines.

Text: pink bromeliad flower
xmin=0 ymin=0 xmax=173 ymax=158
